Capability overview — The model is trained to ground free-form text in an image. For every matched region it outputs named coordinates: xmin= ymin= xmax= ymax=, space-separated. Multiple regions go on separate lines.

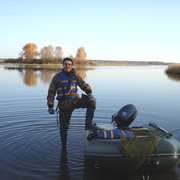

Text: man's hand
xmin=88 ymin=94 xmax=96 ymax=101
xmin=48 ymin=108 xmax=55 ymax=115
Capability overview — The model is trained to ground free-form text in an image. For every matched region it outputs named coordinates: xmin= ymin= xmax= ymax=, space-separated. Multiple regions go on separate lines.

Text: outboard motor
xmin=112 ymin=104 xmax=138 ymax=128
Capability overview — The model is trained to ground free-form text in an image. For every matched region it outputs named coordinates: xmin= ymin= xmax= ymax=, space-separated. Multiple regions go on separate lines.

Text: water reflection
xmin=23 ymin=69 xmax=37 ymax=86
xmin=4 ymin=65 xmax=180 ymax=86
xmin=165 ymin=72 xmax=180 ymax=82
xmin=83 ymin=162 xmax=180 ymax=180
xmin=4 ymin=66 xmax=95 ymax=86
xmin=59 ymin=147 xmax=70 ymax=180
xmin=1 ymin=65 xmax=180 ymax=180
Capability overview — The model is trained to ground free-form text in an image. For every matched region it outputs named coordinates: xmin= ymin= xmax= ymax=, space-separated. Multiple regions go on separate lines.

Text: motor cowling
xmin=112 ymin=104 xmax=138 ymax=128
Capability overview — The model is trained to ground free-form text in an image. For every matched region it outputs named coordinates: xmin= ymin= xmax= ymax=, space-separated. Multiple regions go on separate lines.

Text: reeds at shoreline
xmin=165 ymin=64 xmax=180 ymax=74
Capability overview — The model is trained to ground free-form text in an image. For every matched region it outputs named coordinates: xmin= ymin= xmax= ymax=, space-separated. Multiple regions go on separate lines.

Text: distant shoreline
xmin=89 ymin=60 xmax=170 ymax=66
xmin=2 ymin=59 xmax=180 ymax=74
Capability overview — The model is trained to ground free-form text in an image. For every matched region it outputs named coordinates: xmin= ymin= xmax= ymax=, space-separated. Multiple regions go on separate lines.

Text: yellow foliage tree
xmin=40 ymin=45 xmax=54 ymax=60
xmin=75 ymin=47 xmax=87 ymax=64
xmin=22 ymin=43 xmax=38 ymax=61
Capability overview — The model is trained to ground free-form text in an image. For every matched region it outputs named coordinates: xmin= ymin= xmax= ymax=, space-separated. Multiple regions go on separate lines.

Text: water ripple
xmin=1 ymin=104 xmax=180 ymax=179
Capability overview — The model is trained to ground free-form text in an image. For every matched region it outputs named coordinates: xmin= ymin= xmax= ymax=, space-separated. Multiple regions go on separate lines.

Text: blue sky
xmin=0 ymin=0 xmax=180 ymax=62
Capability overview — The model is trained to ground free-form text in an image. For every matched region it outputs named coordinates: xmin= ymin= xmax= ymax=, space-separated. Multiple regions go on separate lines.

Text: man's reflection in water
xmin=59 ymin=147 xmax=70 ymax=180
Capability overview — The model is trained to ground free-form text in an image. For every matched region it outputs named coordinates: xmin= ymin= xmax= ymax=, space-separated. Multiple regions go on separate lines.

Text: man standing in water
xmin=47 ymin=57 xmax=96 ymax=148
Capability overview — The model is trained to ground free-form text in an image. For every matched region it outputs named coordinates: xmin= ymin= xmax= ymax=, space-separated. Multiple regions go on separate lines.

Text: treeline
xmin=0 ymin=42 xmax=171 ymax=66
xmin=3 ymin=42 xmax=90 ymax=65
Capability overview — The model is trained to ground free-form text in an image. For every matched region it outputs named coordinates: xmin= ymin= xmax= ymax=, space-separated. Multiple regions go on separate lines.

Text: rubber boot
xmin=81 ymin=94 xmax=96 ymax=130
xmin=85 ymin=106 xmax=96 ymax=130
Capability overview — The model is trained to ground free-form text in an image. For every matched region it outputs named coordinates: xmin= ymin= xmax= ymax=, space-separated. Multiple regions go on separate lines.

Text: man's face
xmin=63 ymin=60 xmax=73 ymax=72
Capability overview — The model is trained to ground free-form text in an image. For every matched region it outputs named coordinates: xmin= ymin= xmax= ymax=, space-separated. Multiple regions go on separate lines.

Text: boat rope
xmin=141 ymin=174 xmax=150 ymax=180
xmin=55 ymin=102 xmax=60 ymax=126
xmin=169 ymin=128 xmax=180 ymax=134
xmin=56 ymin=111 xmax=59 ymax=126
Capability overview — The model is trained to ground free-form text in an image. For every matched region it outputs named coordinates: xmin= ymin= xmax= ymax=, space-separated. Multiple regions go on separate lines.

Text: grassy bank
xmin=0 ymin=58 xmax=168 ymax=66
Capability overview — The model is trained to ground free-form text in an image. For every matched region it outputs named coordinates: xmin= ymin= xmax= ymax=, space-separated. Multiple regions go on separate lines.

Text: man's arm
xmin=47 ymin=74 xmax=60 ymax=108
xmin=76 ymin=75 xmax=92 ymax=95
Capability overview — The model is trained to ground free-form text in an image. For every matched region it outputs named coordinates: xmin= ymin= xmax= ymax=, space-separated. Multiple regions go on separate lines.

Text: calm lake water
xmin=0 ymin=64 xmax=180 ymax=180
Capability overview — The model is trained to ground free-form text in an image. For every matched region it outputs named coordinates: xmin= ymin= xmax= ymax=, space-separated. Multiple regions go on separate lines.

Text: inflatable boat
xmin=84 ymin=104 xmax=180 ymax=175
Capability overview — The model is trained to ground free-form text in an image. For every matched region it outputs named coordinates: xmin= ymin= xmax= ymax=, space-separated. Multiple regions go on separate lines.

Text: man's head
xmin=63 ymin=58 xmax=73 ymax=72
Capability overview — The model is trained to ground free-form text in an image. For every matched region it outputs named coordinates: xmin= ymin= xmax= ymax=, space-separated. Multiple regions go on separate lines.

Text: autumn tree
xmin=40 ymin=45 xmax=54 ymax=60
xmin=22 ymin=43 xmax=38 ymax=61
xmin=39 ymin=45 xmax=63 ymax=63
xmin=75 ymin=47 xmax=87 ymax=64
xmin=54 ymin=46 xmax=63 ymax=59
xmin=54 ymin=46 xmax=63 ymax=64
